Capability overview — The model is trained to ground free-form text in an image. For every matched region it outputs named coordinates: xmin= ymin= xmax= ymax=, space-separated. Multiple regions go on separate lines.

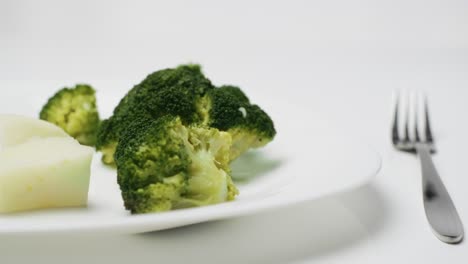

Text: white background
xmin=1 ymin=0 xmax=468 ymax=263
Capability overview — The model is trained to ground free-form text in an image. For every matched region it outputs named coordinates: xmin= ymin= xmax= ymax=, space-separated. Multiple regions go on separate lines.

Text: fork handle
xmin=416 ymin=144 xmax=464 ymax=244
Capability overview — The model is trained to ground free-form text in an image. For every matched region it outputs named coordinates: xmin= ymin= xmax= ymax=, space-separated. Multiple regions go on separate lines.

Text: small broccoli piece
xmin=199 ymin=85 xmax=276 ymax=160
xmin=115 ymin=115 xmax=238 ymax=214
xmin=96 ymin=118 xmax=119 ymax=165
xmin=40 ymin=84 xmax=100 ymax=146
xmin=96 ymin=64 xmax=214 ymax=165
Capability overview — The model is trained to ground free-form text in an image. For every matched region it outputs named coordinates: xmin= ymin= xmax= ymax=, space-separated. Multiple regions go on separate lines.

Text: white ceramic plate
xmin=0 ymin=83 xmax=381 ymax=234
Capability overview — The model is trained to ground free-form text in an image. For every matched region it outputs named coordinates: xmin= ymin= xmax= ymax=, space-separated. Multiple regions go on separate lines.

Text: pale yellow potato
xmin=0 ymin=114 xmax=68 ymax=148
xmin=0 ymin=115 xmax=94 ymax=213
xmin=0 ymin=137 xmax=94 ymax=213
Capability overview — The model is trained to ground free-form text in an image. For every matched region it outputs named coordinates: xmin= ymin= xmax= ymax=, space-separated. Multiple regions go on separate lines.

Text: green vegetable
xmin=201 ymin=85 xmax=276 ymax=160
xmin=96 ymin=64 xmax=212 ymax=164
xmin=96 ymin=64 xmax=276 ymax=165
xmin=96 ymin=64 xmax=275 ymax=213
xmin=115 ymin=115 xmax=238 ymax=213
xmin=40 ymin=84 xmax=100 ymax=146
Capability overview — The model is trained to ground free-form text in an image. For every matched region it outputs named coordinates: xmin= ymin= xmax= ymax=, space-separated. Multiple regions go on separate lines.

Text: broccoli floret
xmin=216 ymin=85 xmax=251 ymax=102
xmin=96 ymin=118 xmax=120 ymax=165
xmin=97 ymin=65 xmax=276 ymax=165
xmin=199 ymin=85 xmax=276 ymax=160
xmin=99 ymin=64 xmax=275 ymax=213
xmin=40 ymin=84 xmax=100 ymax=146
xmin=115 ymin=115 xmax=238 ymax=214
xmin=96 ymin=64 xmax=214 ymax=165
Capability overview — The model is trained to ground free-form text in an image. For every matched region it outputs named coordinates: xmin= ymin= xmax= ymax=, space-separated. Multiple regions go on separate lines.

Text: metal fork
xmin=392 ymin=91 xmax=464 ymax=244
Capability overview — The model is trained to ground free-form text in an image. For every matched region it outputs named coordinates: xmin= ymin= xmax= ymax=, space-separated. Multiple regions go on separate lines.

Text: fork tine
xmin=392 ymin=91 xmax=400 ymax=145
xmin=403 ymin=91 xmax=410 ymax=143
xmin=424 ymin=94 xmax=434 ymax=143
xmin=414 ymin=91 xmax=421 ymax=142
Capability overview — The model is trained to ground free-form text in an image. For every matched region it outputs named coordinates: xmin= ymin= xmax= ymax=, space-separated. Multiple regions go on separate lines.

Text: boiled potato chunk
xmin=0 ymin=114 xmax=68 ymax=148
xmin=0 ymin=137 xmax=94 ymax=213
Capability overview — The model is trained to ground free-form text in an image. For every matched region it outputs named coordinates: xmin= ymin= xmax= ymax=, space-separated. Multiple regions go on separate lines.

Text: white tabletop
xmin=1 ymin=0 xmax=468 ymax=263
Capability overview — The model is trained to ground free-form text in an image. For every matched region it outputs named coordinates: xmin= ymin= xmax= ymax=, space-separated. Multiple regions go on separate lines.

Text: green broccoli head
xmin=115 ymin=115 xmax=238 ymax=214
xmin=39 ymin=84 xmax=100 ymax=146
xmin=96 ymin=64 xmax=214 ymax=165
xmin=97 ymin=64 xmax=276 ymax=166
xmin=200 ymin=85 xmax=276 ymax=160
